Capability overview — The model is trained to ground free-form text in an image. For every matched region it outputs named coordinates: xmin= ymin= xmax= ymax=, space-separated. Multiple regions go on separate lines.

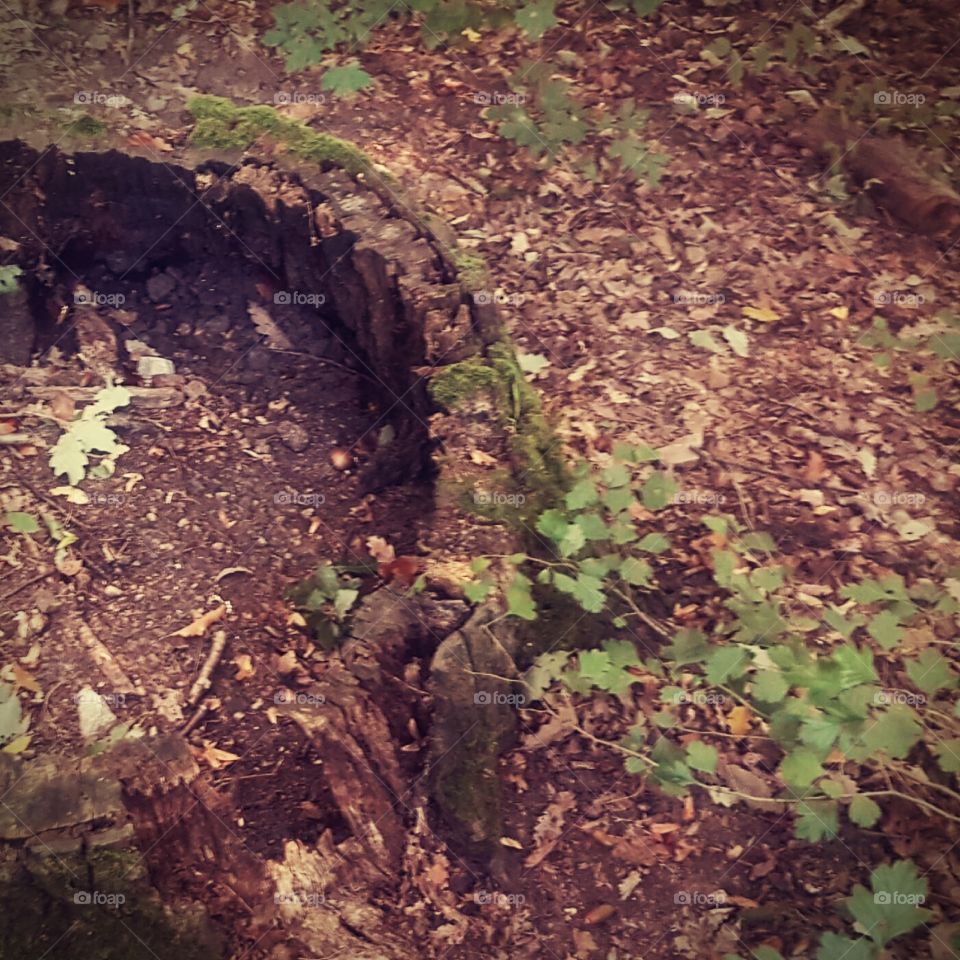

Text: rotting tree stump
xmin=0 ymin=137 xmax=561 ymax=957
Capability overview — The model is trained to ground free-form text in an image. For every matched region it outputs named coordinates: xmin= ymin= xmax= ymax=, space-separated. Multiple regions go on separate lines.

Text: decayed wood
xmin=799 ymin=110 xmax=960 ymax=237
xmin=277 ymin=663 xmax=407 ymax=876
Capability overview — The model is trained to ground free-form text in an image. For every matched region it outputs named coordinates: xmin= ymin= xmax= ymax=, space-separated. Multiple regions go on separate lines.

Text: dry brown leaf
xmin=48 ymin=391 xmax=76 ymax=422
xmin=194 ymin=741 xmax=240 ymax=770
xmin=803 ymin=449 xmax=828 ymax=483
xmin=525 ymin=791 xmax=576 ymax=868
xmin=726 ymin=704 xmax=752 ymax=736
xmin=469 ymin=449 xmax=498 ymax=466
xmin=248 ymin=302 xmax=293 ymax=350
xmin=11 ymin=663 xmax=41 ymax=694
xmin=170 ymin=604 xmax=226 ymax=638
xmin=233 ymin=654 xmax=256 ymax=681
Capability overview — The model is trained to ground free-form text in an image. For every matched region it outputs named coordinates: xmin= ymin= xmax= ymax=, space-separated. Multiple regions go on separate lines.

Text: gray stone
xmin=146 ymin=271 xmax=177 ymax=302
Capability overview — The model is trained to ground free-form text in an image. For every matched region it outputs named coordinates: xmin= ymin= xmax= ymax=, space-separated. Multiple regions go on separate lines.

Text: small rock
xmin=76 ymin=687 xmax=117 ymax=739
xmin=277 ymin=421 xmax=310 ymax=452
xmin=137 ymin=355 xmax=175 ymax=378
xmin=146 ymin=272 xmax=177 ymax=302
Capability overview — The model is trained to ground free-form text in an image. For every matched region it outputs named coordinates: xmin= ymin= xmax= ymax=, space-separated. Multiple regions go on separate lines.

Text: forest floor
xmin=0 ymin=1 xmax=958 ymax=958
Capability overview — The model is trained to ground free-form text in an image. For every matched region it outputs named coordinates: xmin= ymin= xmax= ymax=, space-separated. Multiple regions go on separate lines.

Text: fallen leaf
xmin=803 ymin=450 xmax=827 ymax=483
xmin=366 ymin=535 xmax=395 ymax=563
xmin=726 ymin=704 xmax=752 ymax=736
xmin=379 ymin=555 xmax=420 ymax=586
xmin=194 ymin=741 xmax=240 ymax=769
xmin=233 ymin=654 xmax=256 ymax=681
xmin=743 ymin=305 xmax=780 ymax=323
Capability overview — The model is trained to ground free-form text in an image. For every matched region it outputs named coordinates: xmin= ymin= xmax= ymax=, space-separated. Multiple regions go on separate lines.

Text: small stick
xmin=78 ymin=622 xmax=142 ymax=695
xmin=181 ymin=698 xmax=212 ymax=736
xmin=188 ymin=629 xmax=227 ymax=707
xmin=0 ymin=569 xmax=52 ymax=604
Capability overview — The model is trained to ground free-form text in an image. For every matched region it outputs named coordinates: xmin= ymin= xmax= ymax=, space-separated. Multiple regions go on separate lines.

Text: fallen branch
xmin=187 ymin=629 xmax=228 ymax=707
xmin=798 ymin=109 xmax=960 ymax=237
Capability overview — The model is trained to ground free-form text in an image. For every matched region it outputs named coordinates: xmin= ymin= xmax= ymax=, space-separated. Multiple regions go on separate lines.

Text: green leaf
xmin=752 ymin=949 xmax=784 ymax=960
xmin=602 ymin=462 xmax=631 ymax=488
xmin=722 ymin=324 xmax=750 ymax=357
xmin=565 ymin=478 xmax=599 ymax=510
xmin=816 ymin=933 xmax=875 ymax=960
xmin=847 ymin=860 xmax=931 ymax=947
xmin=0 ymin=264 xmax=22 ymax=295
xmin=49 ymin=432 xmax=89 ymax=485
xmin=752 ymin=669 xmax=789 ymax=703
xmin=554 ymin=572 xmax=606 ymax=613
xmin=780 ymin=747 xmax=824 ymax=788
xmin=575 ymin=512 xmax=609 ymax=541
xmin=506 ymin=572 xmax=537 ymax=620
xmin=515 ymin=1 xmax=556 ymax=41
xmin=705 ymin=645 xmax=748 ymax=684
xmin=905 ymin=648 xmax=956 ymax=695
xmin=536 ymin=508 xmax=569 ymax=543
xmin=613 ymin=442 xmax=659 ymax=462
xmin=795 ymin=799 xmax=839 ymax=841
xmin=464 ymin=579 xmax=493 ymax=603
xmin=322 ymin=62 xmax=373 ymax=97
xmin=0 ymin=683 xmax=24 ymax=744
xmin=664 ymin=628 xmax=709 ymax=666
xmin=933 ymin=738 xmax=960 ymax=773
xmin=637 ymin=532 xmax=670 ymax=554
xmin=740 ymin=531 xmax=777 ymax=553
xmin=642 ymin=472 xmax=679 ymax=510
xmin=689 ymin=329 xmax=724 ymax=354
xmin=558 ymin=523 xmax=586 ymax=558
xmin=848 ymin=794 xmax=882 ymax=828
xmin=686 ymin=740 xmax=717 ymax=774
xmin=867 ymin=610 xmax=902 ymax=650
xmin=860 ymin=705 xmax=923 ymax=759
xmin=333 ymin=588 xmax=359 ymax=619
xmin=619 ymin=556 xmax=653 ymax=587
xmin=84 ymin=384 xmax=131 ymax=418
xmin=602 ymin=485 xmax=634 ymax=513
xmin=4 ymin=512 xmax=38 ymax=534
xmin=525 ymin=651 xmax=570 ymax=699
